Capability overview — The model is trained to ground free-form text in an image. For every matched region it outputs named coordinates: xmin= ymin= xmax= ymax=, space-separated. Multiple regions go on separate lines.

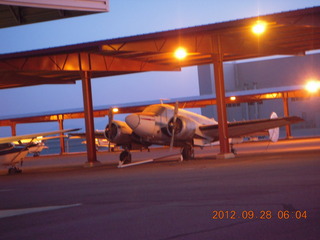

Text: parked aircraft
xmin=104 ymin=103 xmax=303 ymax=165
xmin=0 ymin=129 xmax=79 ymax=174
xmin=69 ymin=130 xmax=118 ymax=151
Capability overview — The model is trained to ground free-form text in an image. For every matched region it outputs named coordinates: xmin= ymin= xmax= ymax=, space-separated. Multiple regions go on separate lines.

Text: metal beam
xmin=211 ymin=35 xmax=234 ymax=159
xmin=0 ymin=53 xmax=179 ymax=72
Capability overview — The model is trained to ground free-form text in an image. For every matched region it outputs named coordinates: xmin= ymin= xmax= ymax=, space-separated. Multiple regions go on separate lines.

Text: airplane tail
xmin=268 ymin=112 xmax=280 ymax=142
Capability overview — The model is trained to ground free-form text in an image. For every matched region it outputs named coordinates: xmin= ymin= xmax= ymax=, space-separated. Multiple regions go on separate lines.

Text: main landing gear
xmin=8 ymin=166 xmax=22 ymax=175
xmin=118 ymin=144 xmax=195 ymax=166
xmin=119 ymin=150 xmax=132 ymax=166
xmin=230 ymin=143 xmax=237 ymax=155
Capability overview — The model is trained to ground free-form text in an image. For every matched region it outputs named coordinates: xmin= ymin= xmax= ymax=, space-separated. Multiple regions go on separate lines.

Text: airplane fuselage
xmin=0 ymin=143 xmax=29 ymax=166
xmin=125 ymin=104 xmax=217 ymax=146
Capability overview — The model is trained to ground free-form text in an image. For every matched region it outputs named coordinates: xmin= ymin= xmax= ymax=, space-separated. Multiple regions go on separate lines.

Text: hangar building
xmin=198 ymin=53 xmax=320 ymax=137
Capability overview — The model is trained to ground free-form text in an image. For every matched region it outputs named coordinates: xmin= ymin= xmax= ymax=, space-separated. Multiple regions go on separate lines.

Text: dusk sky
xmin=0 ymin=0 xmax=319 ymax=136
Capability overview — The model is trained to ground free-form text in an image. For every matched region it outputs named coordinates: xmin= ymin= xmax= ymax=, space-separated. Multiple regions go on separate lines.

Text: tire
xmin=120 ymin=150 xmax=132 ymax=164
xmin=182 ymin=145 xmax=194 ymax=160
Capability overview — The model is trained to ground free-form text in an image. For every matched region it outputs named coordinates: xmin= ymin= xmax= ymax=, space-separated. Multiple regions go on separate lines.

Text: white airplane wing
xmin=199 ymin=116 xmax=302 ymax=140
xmin=0 ymin=128 xmax=80 ymax=144
xmin=68 ymin=131 xmax=105 ymax=139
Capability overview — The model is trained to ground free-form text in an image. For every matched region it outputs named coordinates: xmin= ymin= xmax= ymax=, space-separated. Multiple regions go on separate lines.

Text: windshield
xmin=142 ymin=105 xmax=165 ymax=115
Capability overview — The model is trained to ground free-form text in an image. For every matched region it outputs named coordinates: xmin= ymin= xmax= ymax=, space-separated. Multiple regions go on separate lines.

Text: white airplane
xmin=0 ymin=128 xmax=80 ymax=174
xmin=104 ymin=103 xmax=303 ymax=165
xmin=13 ymin=136 xmax=49 ymax=157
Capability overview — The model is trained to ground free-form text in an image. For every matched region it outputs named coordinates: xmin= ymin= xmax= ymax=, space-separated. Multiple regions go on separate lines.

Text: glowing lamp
xmin=305 ymin=80 xmax=320 ymax=93
xmin=174 ymin=47 xmax=187 ymax=59
xmin=230 ymin=96 xmax=236 ymax=101
xmin=252 ymin=20 xmax=267 ymax=35
xmin=112 ymin=108 xmax=119 ymax=113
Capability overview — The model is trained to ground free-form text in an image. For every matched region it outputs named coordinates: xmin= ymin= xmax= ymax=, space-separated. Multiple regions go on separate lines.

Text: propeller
xmin=169 ymin=101 xmax=179 ymax=151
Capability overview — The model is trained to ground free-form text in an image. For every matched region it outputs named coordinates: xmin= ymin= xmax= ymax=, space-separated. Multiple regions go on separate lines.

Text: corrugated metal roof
xmin=0 ymin=0 xmax=109 ymax=28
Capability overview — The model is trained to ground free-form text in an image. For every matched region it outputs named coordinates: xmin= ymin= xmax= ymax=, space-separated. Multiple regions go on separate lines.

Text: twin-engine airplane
xmin=104 ymin=103 xmax=303 ymax=165
xmin=0 ymin=128 xmax=79 ymax=174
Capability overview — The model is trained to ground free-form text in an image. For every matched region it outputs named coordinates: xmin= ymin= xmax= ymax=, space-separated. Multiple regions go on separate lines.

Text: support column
xmin=58 ymin=117 xmax=66 ymax=154
xmin=212 ymin=35 xmax=234 ymax=159
xmin=81 ymin=71 xmax=100 ymax=167
xmin=10 ymin=123 xmax=16 ymax=136
xmin=282 ymin=93 xmax=292 ymax=138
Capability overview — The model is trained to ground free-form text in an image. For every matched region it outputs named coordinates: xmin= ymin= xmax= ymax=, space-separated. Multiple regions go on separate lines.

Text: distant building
xmin=197 ymin=53 xmax=320 ymax=137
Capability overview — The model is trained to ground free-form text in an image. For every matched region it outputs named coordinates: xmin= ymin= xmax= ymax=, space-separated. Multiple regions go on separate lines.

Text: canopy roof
xmin=0 ymin=0 xmax=109 ymax=28
xmin=0 ymin=6 xmax=320 ymax=89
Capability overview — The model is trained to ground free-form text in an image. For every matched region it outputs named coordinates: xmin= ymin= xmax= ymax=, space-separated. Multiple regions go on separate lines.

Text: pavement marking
xmin=0 ymin=189 xmax=13 ymax=192
xmin=0 ymin=203 xmax=82 ymax=219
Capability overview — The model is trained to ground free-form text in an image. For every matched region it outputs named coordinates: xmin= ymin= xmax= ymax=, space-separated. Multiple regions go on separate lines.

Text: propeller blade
xmin=170 ymin=101 xmax=179 ymax=151
xmin=108 ymin=108 xmax=114 ymax=151
xmin=108 ymin=108 xmax=114 ymax=126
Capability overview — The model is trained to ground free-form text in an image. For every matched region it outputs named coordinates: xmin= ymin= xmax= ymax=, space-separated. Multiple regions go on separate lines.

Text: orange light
xmin=230 ymin=96 xmax=236 ymax=101
xmin=174 ymin=47 xmax=187 ymax=59
xmin=305 ymin=80 xmax=320 ymax=93
xmin=112 ymin=108 xmax=119 ymax=113
xmin=252 ymin=20 xmax=267 ymax=35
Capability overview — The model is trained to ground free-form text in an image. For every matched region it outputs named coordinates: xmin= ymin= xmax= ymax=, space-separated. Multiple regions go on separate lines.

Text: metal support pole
xmin=58 ymin=117 xmax=66 ymax=154
xmin=212 ymin=35 xmax=234 ymax=159
xmin=81 ymin=71 xmax=100 ymax=166
xmin=282 ymin=93 xmax=292 ymax=138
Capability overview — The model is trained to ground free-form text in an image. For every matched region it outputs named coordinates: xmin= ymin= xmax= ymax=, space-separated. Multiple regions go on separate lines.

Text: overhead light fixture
xmin=305 ymin=80 xmax=320 ymax=93
xmin=252 ymin=20 xmax=267 ymax=35
xmin=174 ymin=47 xmax=187 ymax=59
xmin=112 ymin=108 xmax=119 ymax=113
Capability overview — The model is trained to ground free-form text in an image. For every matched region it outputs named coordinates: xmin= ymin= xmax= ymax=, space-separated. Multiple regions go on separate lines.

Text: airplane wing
xmin=69 ymin=131 xmax=105 ymax=139
xmin=199 ymin=116 xmax=303 ymax=140
xmin=0 ymin=128 xmax=80 ymax=144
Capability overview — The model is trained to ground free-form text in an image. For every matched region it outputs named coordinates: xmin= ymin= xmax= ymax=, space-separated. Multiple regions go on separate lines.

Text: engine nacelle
xmin=104 ymin=120 xmax=132 ymax=145
xmin=167 ymin=115 xmax=197 ymax=140
xmin=0 ymin=143 xmax=15 ymax=152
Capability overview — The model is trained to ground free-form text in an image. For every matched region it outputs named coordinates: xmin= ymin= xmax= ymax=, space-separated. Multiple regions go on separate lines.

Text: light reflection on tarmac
xmin=0 ymin=137 xmax=319 ymax=240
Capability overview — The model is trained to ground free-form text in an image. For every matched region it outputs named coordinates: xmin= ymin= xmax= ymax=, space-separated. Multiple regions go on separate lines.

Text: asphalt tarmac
xmin=0 ymin=138 xmax=319 ymax=240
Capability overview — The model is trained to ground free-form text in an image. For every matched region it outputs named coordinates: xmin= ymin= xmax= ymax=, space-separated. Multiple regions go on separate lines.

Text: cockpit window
xmin=143 ymin=105 xmax=165 ymax=115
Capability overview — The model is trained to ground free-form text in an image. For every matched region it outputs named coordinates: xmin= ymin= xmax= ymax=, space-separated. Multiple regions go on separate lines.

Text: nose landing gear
xmin=181 ymin=143 xmax=194 ymax=160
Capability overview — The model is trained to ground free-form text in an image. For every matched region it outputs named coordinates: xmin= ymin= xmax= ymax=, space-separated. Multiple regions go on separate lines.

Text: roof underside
xmin=1 ymin=85 xmax=318 ymax=126
xmin=0 ymin=6 xmax=320 ymax=89
xmin=0 ymin=0 xmax=109 ymax=28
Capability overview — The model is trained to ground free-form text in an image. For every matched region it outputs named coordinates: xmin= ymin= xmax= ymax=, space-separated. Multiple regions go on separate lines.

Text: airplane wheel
xmin=231 ymin=148 xmax=237 ymax=155
xmin=182 ymin=145 xmax=194 ymax=160
xmin=230 ymin=144 xmax=237 ymax=155
xmin=120 ymin=150 xmax=132 ymax=164
xmin=8 ymin=167 xmax=22 ymax=175
xmin=8 ymin=168 xmax=15 ymax=175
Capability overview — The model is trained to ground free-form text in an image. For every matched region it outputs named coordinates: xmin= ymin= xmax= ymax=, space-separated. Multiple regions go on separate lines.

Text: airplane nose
xmin=125 ymin=114 xmax=140 ymax=129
